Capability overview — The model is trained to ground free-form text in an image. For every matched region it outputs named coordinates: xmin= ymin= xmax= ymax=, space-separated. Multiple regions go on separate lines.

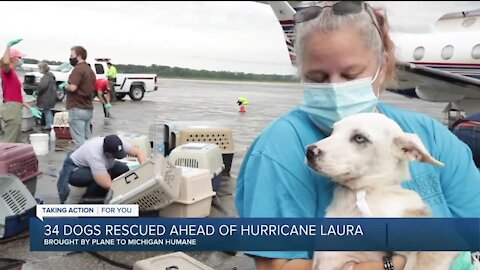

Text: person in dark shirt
xmin=59 ymin=46 xmax=96 ymax=148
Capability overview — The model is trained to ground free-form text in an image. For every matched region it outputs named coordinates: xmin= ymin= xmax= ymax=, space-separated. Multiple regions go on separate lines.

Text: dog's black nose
xmin=306 ymin=145 xmax=321 ymax=160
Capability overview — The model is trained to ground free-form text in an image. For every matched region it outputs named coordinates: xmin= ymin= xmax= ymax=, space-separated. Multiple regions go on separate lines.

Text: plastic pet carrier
xmin=0 ymin=143 xmax=41 ymax=195
xmin=118 ymin=133 xmax=152 ymax=161
xmin=52 ymin=111 xmax=92 ymax=140
xmin=105 ymin=156 xmax=182 ymax=211
xmin=168 ymin=143 xmax=224 ymax=191
xmin=133 ymin=252 xmax=214 ymax=270
xmin=53 ymin=111 xmax=72 ymax=139
xmin=154 ymin=121 xmax=235 ymax=175
xmin=0 ymin=175 xmax=41 ymax=239
xmin=159 ymin=167 xmax=215 ymax=218
xmin=176 ymin=126 xmax=234 ymax=175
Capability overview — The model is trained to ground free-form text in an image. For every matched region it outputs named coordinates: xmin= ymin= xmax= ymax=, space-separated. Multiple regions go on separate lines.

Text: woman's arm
xmin=1 ymin=46 xmax=10 ymax=72
xmin=256 ymin=257 xmax=312 ymax=270
xmin=352 ymin=255 xmax=406 ymax=270
xmin=255 ymin=255 xmax=406 ymax=270
xmin=96 ymin=91 xmax=107 ymax=105
xmin=1 ymin=39 xmax=22 ymax=72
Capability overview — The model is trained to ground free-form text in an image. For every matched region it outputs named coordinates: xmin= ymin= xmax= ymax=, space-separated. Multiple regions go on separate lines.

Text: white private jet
xmin=261 ymin=1 xmax=480 ymax=119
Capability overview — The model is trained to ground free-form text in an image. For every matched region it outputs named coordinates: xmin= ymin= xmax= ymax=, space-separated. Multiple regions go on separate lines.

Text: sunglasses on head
xmin=294 ymin=1 xmax=382 ymax=38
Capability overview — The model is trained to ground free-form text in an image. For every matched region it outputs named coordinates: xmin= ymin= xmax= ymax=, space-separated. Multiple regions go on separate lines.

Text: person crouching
xmin=94 ymin=78 xmax=113 ymax=118
xmin=57 ymin=134 xmax=146 ymax=203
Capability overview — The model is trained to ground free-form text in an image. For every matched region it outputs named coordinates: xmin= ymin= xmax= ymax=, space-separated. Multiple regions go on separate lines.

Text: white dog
xmin=306 ymin=113 xmax=459 ymax=270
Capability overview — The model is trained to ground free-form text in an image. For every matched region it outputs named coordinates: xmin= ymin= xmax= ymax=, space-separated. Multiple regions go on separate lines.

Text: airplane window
xmin=413 ymin=46 xmax=425 ymax=61
xmin=472 ymin=44 xmax=480 ymax=59
xmin=441 ymin=45 xmax=454 ymax=60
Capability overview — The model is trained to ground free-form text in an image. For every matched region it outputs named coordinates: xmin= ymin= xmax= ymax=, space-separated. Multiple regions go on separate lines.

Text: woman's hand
xmin=352 ymin=255 xmax=406 ymax=270
xmin=7 ymin=38 xmax=22 ymax=48
xmin=392 ymin=255 xmax=407 ymax=269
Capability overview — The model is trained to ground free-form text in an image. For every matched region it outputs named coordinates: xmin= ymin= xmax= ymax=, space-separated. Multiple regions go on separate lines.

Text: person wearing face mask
xmin=35 ymin=61 xmax=57 ymax=130
xmin=1 ymin=38 xmax=43 ymax=142
xmin=56 ymin=134 xmax=146 ymax=204
xmin=58 ymin=46 xmax=96 ymax=148
xmin=235 ymin=1 xmax=480 ymax=270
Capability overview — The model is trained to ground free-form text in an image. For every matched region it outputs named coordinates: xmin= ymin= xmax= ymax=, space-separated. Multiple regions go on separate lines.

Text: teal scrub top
xmin=235 ymin=103 xmax=480 ymax=260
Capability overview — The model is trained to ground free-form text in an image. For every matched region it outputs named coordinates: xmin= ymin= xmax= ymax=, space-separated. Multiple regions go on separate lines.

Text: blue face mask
xmin=299 ymin=67 xmax=381 ymax=134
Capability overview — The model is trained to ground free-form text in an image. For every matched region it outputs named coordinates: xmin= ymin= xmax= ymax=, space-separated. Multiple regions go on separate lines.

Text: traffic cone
xmin=239 ymin=104 xmax=247 ymax=113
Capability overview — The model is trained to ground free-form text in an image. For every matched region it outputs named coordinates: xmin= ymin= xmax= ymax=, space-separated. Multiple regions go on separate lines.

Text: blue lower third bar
xmin=29 ymin=218 xmax=480 ymax=252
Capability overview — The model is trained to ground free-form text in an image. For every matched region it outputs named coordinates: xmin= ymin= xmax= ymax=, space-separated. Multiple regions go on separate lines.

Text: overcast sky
xmin=1 ymin=1 xmax=478 ymax=75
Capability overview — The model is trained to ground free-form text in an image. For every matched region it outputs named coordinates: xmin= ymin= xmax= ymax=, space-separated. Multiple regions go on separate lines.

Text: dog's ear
xmin=392 ymin=133 xmax=444 ymax=167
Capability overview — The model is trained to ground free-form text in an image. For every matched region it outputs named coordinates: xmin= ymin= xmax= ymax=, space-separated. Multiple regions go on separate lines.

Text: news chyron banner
xmin=30 ymin=205 xmax=480 ymax=252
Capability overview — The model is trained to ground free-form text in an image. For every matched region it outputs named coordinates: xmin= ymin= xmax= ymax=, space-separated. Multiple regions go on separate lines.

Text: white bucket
xmin=29 ymin=133 xmax=49 ymax=156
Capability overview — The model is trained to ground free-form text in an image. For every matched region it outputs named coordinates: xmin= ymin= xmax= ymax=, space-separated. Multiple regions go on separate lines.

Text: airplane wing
xmin=393 ymin=62 xmax=480 ymax=103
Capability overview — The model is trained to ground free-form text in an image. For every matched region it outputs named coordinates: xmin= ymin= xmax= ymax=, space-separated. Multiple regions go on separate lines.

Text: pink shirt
xmin=1 ymin=69 xmax=23 ymax=103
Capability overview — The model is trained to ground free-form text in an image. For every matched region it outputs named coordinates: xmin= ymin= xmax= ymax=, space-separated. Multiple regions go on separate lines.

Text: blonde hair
xmin=38 ymin=61 xmax=50 ymax=73
xmin=294 ymin=1 xmax=396 ymax=81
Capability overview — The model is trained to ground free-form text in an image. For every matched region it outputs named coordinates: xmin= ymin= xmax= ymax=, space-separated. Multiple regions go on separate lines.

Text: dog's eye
xmin=353 ymin=134 xmax=367 ymax=144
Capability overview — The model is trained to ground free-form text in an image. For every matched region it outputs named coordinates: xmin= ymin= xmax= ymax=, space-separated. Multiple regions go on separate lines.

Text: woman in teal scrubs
xmin=235 ymin=1 xmax=480 ymax=269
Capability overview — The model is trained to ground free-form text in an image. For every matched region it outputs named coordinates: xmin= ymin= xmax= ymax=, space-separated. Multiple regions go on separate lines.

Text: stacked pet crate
xmin=150 ymin=120 xmax=235 ymax=175
xmin=0 ymin=175 xmax=41 ymax=239
xmin=159 ymin=166 xmax=215 ymax=218
xmin=168 ymin=143 xmax=224 ymax=192
xmin=176 ymin=126 xmax=234 ymax=176
xmin=0 ymin=143 xmax=41 ymax=196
